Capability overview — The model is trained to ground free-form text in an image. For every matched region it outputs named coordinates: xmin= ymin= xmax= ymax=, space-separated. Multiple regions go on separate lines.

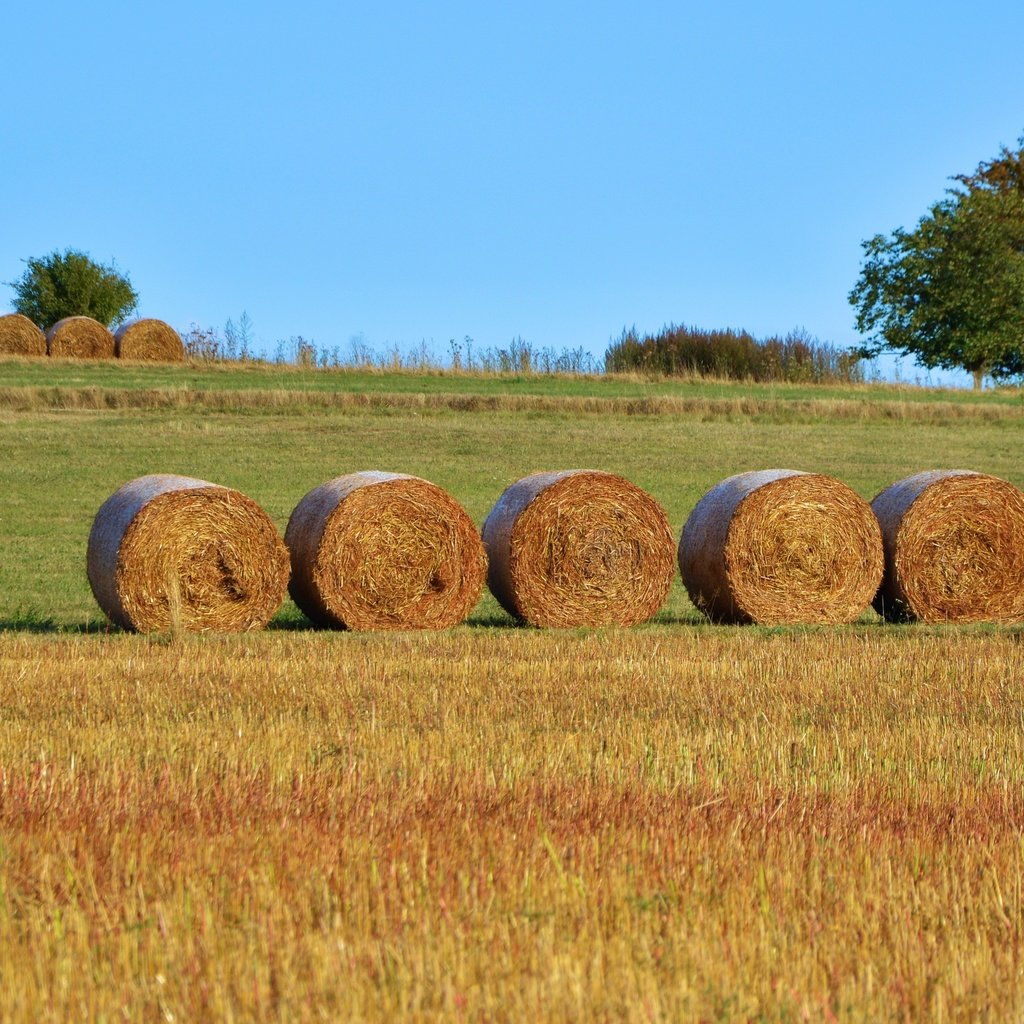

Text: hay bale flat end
xmin=87 ymin=474 xmax=289 ymax=633
xmin=872 ymin=470 xmax=1024 ymax=623
xmin=680 ymin=469 xmax=883 ymax=625
xmin=0 ymin=313 xmax=46 ymax=357
xmin=482 ymin=470 xmax=675 ymax=628
xmin=286 ymin=472 xmax=487 ymax=630
xmin=46 ymin=316 xmax=116 ymax=359
xmin=115 ymin=319 xmax=185 ymax=362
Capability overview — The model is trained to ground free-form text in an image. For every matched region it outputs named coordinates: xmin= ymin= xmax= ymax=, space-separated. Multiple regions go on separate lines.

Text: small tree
xmin=850 ymin=136 xmax=1024 ymax=388
xmin=8 ymin=248 xmax=138 ymax=329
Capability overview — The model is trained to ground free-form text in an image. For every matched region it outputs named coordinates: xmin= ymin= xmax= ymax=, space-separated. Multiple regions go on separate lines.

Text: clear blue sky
xmin=4 ymin=1 xmax=1023 ymax=384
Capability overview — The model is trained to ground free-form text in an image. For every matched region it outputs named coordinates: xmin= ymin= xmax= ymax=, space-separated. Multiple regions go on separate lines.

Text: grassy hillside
xmin=2 ymin=357 xmax=1023 ymax=628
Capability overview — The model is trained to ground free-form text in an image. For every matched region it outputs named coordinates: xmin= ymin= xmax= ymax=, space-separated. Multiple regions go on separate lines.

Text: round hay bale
xmin=482 ymin=470 xmax=675 ymax=628
xmin=680 ymin=469 xmax=883 ymax=625
xmin=285 ymin=472 xmax=487 ymax=630
xmin=0 ymin=313 xmax=46 ymax=356
xmin=87 ymin=474 xmax=290 ymax=633
xmin=114 ymin=319 xmax=185 ymax=362
xmin=872 ymin=470 xmax=1024 ymax=623
xmin=46 ymin=316 xmax=115 ymax=359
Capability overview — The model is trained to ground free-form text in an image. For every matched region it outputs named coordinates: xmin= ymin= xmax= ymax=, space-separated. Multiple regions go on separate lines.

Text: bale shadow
xmin=0 ymin=614 xmax=108 ymax=635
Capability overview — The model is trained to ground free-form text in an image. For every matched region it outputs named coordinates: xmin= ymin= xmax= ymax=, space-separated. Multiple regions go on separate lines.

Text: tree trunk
xmin=972 ymin=366 xmax=986 ymax=390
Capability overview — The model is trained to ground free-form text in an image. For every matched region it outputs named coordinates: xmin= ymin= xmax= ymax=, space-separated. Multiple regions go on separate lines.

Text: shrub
xmin=604 ymin=324 xmax=863 ymax=383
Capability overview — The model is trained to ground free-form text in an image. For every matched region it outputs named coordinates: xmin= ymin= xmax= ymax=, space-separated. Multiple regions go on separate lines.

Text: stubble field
xmin=1 ymin=359 xmax=1023 ymax=1021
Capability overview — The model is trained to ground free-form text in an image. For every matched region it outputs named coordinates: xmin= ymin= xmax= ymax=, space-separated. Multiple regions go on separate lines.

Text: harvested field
xmin=482 ymin=470 xmax=675 ymax=627
xmin=0 ymin=313 xmax=46 ymax=356
xmin=873 ymin=469 xmax=1024 ymax=623
xmin=285 ymin=472 xmax=486 ymax=630
xmin=2 ymin=629 xmax=1024 ymax=1021
xmin=680 ymin=469 xmax=883 ymax=624
xmin=87 ymin=474 xmax=290 ymax=632
xmin=45 ymin=316 xmax=115 ymax=358
xmin=114 ymin=318 xmax=185 ymax=361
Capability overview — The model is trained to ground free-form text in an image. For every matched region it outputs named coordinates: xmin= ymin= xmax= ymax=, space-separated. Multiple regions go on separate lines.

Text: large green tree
xmin=850 ymin=136 xmax=1024 ymax=388
xmin=8 ymin=248 xmax=138 ymax=329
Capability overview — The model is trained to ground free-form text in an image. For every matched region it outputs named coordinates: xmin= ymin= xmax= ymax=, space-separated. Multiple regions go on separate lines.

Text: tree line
xmin=6 ymin=134 xmax=1024 ymax=386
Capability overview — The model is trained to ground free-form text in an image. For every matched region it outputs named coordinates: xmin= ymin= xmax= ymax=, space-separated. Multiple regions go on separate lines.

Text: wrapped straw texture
xmin=482 ymin=470 xmax=675 ymax=627
xmin=872 ymin=470 xmax=1024 ymax=623
xmin=87 ymin=475 xmax=289 ymax=633
xmin=285 ymin=472 xmax=487 ymax=630
xmin=115 ymin=319 xmax=185 ymax=362
xmin=680 ymin=469 xmax=883 ymax=625
xmin=0 ymin=313 xmax=46 ymax=356
xmin=46 ymin=316 xmax=115 ymax=358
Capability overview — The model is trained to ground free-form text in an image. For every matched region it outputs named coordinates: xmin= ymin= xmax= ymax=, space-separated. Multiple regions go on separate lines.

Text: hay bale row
xmin=1 ymin=315 xmax=183 ymax=361
xmin=88 ymin=472 xmax=488 ymax=634
xmin=680 ymin=468 xmax=1024 ymax=625
xmin=84 ymin=468 xmax=1024 ymax=633
xmin=87 ymin=469 xmax=673 ymax=634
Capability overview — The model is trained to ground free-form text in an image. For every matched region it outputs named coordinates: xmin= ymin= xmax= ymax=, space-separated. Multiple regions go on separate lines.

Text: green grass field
xmin=2 ymin=357 xmax=1024 ymax=1020
xmin=3 ymin=357 xmax=1023 ymax=629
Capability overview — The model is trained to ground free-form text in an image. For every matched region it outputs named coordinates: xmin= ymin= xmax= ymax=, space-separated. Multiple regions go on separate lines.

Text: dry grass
xmin=87 ymin=475 xmax=290 ymax=632
xmin=483 ymin=470 xmax=675 ymax=627
xmin=5 ymin=381 xmax=1024 ymax=424
xmin=45 ymin=317 xmax=115 ymax=359
xmin=873 ymin=471 xmax=1024 ymax=623
xmin=0 ymin=314 xmax=46 ymax=357
xmin=114 ymin=319 xmax=185 ymax=362
xmin=681 ymin=470 xmax=883 ymax=624
xmin=285 ymin=473 xmax=486 ymax=630
xmin=1 ymin=628 xmax=1023 ymax=1021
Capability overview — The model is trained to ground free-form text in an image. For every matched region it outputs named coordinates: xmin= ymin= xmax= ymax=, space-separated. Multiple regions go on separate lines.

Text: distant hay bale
xmin=680 ymin=469 xmax=883 ymax=625
xmin=872 ymin=470 xmax=1024 ymax=623
xmin=46 ymin=316 xmax=115 ymax=359
xmin=482 ymin=470 xmax=675 ymax=627
xmin=114 ymin=319 xmax=185 ymax=362
xmin=285 ymin=472 xmax=487 ymax=630
xmin=0 ymin=313 xmax=46 ymax=356
xmin=87 ymin=474 xmax=290 ymax=633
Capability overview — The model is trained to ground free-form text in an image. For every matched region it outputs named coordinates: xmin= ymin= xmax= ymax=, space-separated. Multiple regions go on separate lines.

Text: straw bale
xmin=46 ymin=316 xmax=115 ymax=358
xmin=872 ymin=470 xmax=1024 ymax=623
xmin=285 ymin=472 xmax=487 ymax=630
xmin=482 ymin=470 xmax=675 ymax=627
xmin=114 ymin=319 xmax=185 ymax=362
xmin=87 ymin=474 xmax=289 ymax=633
xmin=680 ymin=469 xmax=882 ymax=625
xmin=0 ymin=313 xmax=46 ymax=356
